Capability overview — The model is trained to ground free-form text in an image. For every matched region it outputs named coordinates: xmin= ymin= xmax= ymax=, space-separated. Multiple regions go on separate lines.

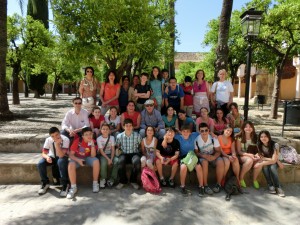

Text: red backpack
xmin=141 ymin=167 xmax=161 ymax=193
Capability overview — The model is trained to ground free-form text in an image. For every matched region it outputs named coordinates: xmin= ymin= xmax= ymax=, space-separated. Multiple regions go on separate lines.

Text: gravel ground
xmin=0 ymin=93 xmax=299 ymax=139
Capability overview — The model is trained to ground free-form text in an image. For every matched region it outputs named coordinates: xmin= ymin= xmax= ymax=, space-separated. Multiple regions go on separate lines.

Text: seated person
xmin=67 ymin=127 xmax=100 ymax=199
xmin=194 ymin=122 xmax=224 ymax=195
xmin=162 ymin=105 xmax=179 ymax=130
xmin=89 ymin=106 xmax=105 ymax=138
xmin=196 ymin=107 xmax=215 ymax=137
xmin=156 ymin=127 xmax=180 ymax=188
xmin=227 ymin=102 xmax=244 ymax=135
xmin=140 ymin=99 xmax=166 ymax=139
xmin=61 ymin=97 xmax=90 ymax=141
xmin=177 ymin=109 xmax=195 ymax=133
xmin=116 ymin=118 xmax=141 ymax=190
xmin=213 ymin=108 xmax=229 ymax=135
xmin=37 ymin=127 xmax=69 ymax=197
xmin=104 ymin=106 xmax=121 ymax=138
xmin=141 ymin=126 xmax=157 ymax=170
xmin=120 ymin=101 xmax=141 ymax=131
xmin=175 ymin=125 xmax=204 ymax=196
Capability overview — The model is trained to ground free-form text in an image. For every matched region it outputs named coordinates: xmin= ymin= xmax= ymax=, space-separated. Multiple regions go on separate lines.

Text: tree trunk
xmin=0 ymin=0 xmax=13 ymax=120
xmin=24 ymin=79 xmax=29 ymax=97
xmin=51 ymin=74 xmax=59 ymax=100
xmin=168 ymin=0 xmax=175 ymax=77
xmin=68 ymin=84 xmax=72 ymax=96
xmin=214 ymin=0 xmax=233 ymax=81
xmin=12 ymin=62 xmax=21 ymax=105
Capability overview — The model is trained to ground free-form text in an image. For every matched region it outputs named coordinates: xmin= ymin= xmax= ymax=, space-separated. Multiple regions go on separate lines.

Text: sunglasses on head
xmin=200 ymin=129 xmax=209 ymax=133
xmin=145 ymin=104 xmax=154 ymax=107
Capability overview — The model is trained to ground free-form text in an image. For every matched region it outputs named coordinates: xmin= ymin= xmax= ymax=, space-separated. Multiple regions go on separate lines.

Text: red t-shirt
xmin=89 ymin=115 xmax=105 ymax=129
xmin=70 ymin=137 xmax=98 ymax=158
xmin=181 ymin=84 xmax=193 ymax=106
xmin=123 ymin=111 xmax=140 ymax=127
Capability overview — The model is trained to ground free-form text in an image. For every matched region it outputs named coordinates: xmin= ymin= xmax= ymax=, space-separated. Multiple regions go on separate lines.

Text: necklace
xmin=84 ymin=78 xmax=94 ymax=91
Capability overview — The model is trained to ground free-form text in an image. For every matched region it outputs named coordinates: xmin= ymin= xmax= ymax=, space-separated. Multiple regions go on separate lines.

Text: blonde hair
xmin=218 ymin=69 xmax=227 ymax=77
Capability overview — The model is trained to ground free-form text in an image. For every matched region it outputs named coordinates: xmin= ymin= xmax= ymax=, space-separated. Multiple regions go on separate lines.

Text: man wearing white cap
xmin=140 ymin=99 xmax=166 ymax=139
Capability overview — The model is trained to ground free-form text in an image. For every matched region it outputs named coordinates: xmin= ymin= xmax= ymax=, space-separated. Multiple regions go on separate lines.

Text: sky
xmin=7 ymin=0 xmax=250 ymax=53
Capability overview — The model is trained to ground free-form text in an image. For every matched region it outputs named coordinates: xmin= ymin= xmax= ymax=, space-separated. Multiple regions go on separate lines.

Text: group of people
xmin=36 ymin=66 xmax=285 ymax=199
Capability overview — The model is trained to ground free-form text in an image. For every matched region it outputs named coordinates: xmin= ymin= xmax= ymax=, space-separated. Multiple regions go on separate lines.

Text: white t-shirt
xmin=104 ymin=115 xmax=120 ymax=130
xmin=43 ymin=135 xmax=70 ymax=158
xmin=211 ymin=81 xmax=233 ymax=103
xmin=194 ymin=135 xmax=220 ymax=155
xmin=97 ymin=135 xmax=115 ymax=155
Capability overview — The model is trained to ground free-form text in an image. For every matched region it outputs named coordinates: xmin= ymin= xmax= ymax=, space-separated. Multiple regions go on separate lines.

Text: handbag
xmin=98 ymin=83 xmax=106 ymax=106
xmin=96 ymin=135 xmax=110 ymax=159
xmin=181 ymin=151 xmax=198 ymax=172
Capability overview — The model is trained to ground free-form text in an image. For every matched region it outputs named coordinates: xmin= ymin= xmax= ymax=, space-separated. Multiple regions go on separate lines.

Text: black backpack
xmin=224 ymin=176 xmax=243 ymax=201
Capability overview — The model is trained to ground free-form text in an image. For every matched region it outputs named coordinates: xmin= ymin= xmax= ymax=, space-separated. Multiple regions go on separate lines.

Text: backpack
xmin=181 ymin=151 xmax=198 ymax=172
xmin=224 ymin=176 xmax=242 ymax=201
xmin=141 ymin=167 xmax=161 ymax=193
xmin=280 ymin=145 xmax=300 ymax=164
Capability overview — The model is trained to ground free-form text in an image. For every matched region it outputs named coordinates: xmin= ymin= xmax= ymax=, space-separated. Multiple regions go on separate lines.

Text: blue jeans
xmin=37 ymin=156 xmax=69 ymax=185
xmin=262 ymin=164 xmax=281 ymax=188
xmin=118 ymin=153 xmax=141 ymax=184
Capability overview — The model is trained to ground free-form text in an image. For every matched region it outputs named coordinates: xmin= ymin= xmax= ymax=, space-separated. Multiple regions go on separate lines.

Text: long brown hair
xmin=236 ymin=121 xmax=257 ymax=144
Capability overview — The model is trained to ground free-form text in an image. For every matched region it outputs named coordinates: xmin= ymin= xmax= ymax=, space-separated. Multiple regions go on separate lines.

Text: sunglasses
xmin=74 ymin=102 xmax=82 ymax=105
xmin=86 ymin=70 xmax=93 ymax=73
xmin=145 ymin=104 xmax=154 ymax=107
xmin=200 ymin=129 xmax=209 ymax=133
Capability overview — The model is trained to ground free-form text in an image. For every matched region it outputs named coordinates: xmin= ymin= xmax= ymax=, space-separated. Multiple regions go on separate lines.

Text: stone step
xmin=1 ymin=134 xmax=300 ymax=154
xmin=0 ymin=153 xmax=299 ymax=187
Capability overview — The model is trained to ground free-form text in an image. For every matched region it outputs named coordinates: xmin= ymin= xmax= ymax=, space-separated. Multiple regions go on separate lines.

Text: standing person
xmin=128 ymin=75 xmax=140 ymax=104
xmin=141 ymin=126 xmax=157 ymax=170
xmin=97 ymin=123 xmax=118 ymax=188
xmin=37 ymin=127 xmax=69 ymax=197
xmin=134 ymin=72 xmax=151 ymax=111
xmin=210 ymin=69 xmax=234 ymax=116
xmin=161 ymin=69 xmax=170 ymax=115
xmin=79 ymin=66 xmax=99 ymax=113
xmin=140 ymin=99 xmax=166 ymax=139
xmin=193 ymin=70 xmax=210 ymax=116
xmin=175 ymin=125 xmax=204 ymax=196
xmin=150 ymin=66 xmax=163 ymax=112
xmin=213 ymin=108 xmax=229 ymax=135
xmin=235 ymin=121 xmax=260 ymax=188
xmin=218 ymin=125 xmax=240 ymax=186
xmin=120 ymin=101 xmax=141 ymax=131
xmin=104 ymin=106 xmax=121 ymax=138
xmin=67 ymin=127 xmax=100 ymax=199
xmin=162 ymin=105 xmax=179 ymax=130
xmin=227 ymin=102 xmax=244 ymax=135
xmin=180 ymin=76 xmax=194 ymax=117
xmin=99 ymin=70 xmax=121 ymax=115
xmin=164 ymin=76 xmax=184 ymax=113
xmin=116 ymin=119 xmax=142 ymax=190
xmin=194 ymin=123 xmax=224 ymax=195
xmin=156 ymin=127 xmax=180 ymax=188
xmin=119 ymin=76 xmax=130 ymax=114
xmin=255 ymin=130 xmax=285 ymax=197
xmin=89 ymin=106 xmax=105 ymax=138
xmin=61 ymin=97 xmax=90 ymax=141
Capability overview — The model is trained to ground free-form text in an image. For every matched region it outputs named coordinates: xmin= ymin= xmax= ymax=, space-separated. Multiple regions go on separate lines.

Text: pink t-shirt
xmin=193 ymin=81 xmax=207 ymax=93
xmin=196 ymin=117 xmax=214 ymax=129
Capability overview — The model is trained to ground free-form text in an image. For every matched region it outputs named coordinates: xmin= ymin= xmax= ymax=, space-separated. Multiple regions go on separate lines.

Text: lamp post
xmin=240 ymin=8 xmax=263 ymax=120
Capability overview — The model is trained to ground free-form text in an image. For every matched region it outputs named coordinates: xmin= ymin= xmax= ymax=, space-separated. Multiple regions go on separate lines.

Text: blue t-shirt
xmin=179 ymin=116 xmax=196 ymax=132
xmin=164 ymin=85 xmax=184 ymax=107
xmin=175 ymin=132 xmax=199 ymax=158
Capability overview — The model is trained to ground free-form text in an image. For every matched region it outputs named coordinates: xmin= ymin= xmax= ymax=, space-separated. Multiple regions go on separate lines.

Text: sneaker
xmin=168 ymin=179 xmax=175 ymax=188
xmin=268 ymin=186 xmax=276 ymax=194
xmin=204 ymin=186 xmax=213 ymax=195
xmin=38 ymin=183 xmax=50 ymax=195
xmin=66 ymin=187 xmax=78 ymax=199
xmin=116 ymin=183 xmax=124 ymax=190
xmin=59 ymin=184 xmax=69 ymax=197
xmin=213 ymin=183 xmax=222 ymax=193
xmin=277 ymin=188 xmax=285 ymax=197
xmin=160 ymin=178 xmax=167 ymax=187
xmin=93 ymin=183 xmax=100 ymax=193
xmin=100 ymin=179 xmax=106 ymax=188
xmin=253 ymin=180 xmax=260 ymax=189
xmin=131 ymin=183 xmax=139 ymax=190
xmin=107 ymin=179 xmax=114 ymax=187
xmin=181 ymin=186 xmax=188 ymax=196
xmin=198 ymin=186 xmax=205 ymax=197
xmin=240 ymin=179 xmax=247 ymax=188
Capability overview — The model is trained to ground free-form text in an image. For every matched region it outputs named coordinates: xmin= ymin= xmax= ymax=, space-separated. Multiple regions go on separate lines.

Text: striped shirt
xmin=116 ymin=131 xmax=141 ymax=154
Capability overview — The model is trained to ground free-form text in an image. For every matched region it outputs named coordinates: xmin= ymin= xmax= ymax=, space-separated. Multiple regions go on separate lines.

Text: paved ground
xmin=0 ymin=184 xmax=300 ymax=225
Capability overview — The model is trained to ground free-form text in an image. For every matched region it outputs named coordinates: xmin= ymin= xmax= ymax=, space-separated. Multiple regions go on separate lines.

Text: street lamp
xmin=240 ymin=8 xmax=263 ymax=120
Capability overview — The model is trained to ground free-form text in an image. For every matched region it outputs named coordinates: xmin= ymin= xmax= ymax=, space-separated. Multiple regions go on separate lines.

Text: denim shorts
xmin=198 ymin=156 xmax=223 ymax=167
xmin=69 ymin=156 xmax=99 ymax=168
